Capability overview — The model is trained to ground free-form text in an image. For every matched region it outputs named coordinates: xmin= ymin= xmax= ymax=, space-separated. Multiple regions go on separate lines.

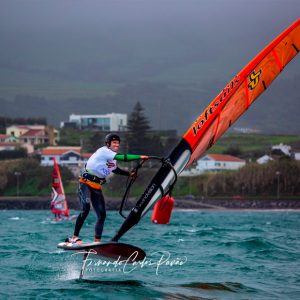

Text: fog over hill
xmin=0 ymin=0 xmax=299 ymax=134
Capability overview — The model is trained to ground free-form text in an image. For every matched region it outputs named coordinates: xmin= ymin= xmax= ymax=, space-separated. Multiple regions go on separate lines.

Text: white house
xmin=60 ymin=113 xmax=127 ymax=131
xmin=271 ymin=143 xmax=291 ymax=156
xmin=256 ymin=155 xmax=274 ymax=164
xmin=41 ymin=146 xmax=81 ymax=166
xmin=40 ymin=146 xmax=92 ymax=176
xmin=294 ymin=152 xmax=300 ymax=161
xmin=196 ymin=154 xmax=246 ymax=172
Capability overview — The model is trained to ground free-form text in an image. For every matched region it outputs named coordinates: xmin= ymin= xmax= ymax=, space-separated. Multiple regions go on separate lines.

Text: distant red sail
xmin=51 ymin=157 xmax=69 ymax=217
xmin=183 ymin=18 xmax=300 ymax=167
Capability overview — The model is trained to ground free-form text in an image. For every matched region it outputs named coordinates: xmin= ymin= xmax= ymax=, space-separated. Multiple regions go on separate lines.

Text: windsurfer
xmin=66 ymin=133 xmax=149 ymax=245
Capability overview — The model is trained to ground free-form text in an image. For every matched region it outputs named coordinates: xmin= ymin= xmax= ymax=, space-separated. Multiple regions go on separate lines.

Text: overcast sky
xmin=0 ymin=0 xmax=299 ymax=133
xmin=1 ymin=0 xmax=299 ymax=79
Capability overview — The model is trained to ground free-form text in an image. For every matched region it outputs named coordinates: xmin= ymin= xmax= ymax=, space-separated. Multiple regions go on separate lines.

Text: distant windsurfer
xmin=65 ymin=133 xmax=149 ymax=245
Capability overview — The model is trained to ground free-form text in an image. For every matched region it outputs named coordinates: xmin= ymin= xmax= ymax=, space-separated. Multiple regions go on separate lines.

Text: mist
xmin=0 ymin=0 xmax=299 ymax=133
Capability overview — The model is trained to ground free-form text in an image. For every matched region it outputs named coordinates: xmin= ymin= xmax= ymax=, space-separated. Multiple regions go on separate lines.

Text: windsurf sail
xmin=112 ymin=19 xmax=300 ymax=242
xmin=51 ymin=157 xmax=69 ymax=218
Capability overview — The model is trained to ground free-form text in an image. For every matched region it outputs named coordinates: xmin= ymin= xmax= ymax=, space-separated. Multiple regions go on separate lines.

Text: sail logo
xmin=138 ymin=183 xmax=157 ymax=208
xmin=248 ymin=69 xmax=262 ymax=90
xmin=192 ymin=76 xmax=240 ymax=136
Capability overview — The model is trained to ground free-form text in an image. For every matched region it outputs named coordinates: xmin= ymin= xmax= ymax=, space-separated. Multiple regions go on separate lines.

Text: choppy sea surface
xmin=0 ymin=209 xmax=299 ymax=299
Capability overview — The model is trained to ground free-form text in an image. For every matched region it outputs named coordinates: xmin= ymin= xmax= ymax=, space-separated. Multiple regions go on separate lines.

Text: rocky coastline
xmin=0 ymin=196 xmax=300 ymax=210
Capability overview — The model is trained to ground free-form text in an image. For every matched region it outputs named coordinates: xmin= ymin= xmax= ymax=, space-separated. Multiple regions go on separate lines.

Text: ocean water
xmin=0 ymin=209 xmax=299 ymax=300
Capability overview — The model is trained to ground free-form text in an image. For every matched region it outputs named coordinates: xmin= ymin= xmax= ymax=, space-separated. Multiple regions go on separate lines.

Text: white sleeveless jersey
xmin=86 ymin=146 xmax=117 ymax=178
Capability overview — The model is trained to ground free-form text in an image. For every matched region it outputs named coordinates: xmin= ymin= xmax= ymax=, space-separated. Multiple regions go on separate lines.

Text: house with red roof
xmin=19 ymin=129 xmax=47 ymax=145
xmin=196 ymin=154 xmax=246 ymax=172
xmin=6 ymin=125 xmax=59 ymax=145
xmin=40 ymin=146 xmax=92 ymax=174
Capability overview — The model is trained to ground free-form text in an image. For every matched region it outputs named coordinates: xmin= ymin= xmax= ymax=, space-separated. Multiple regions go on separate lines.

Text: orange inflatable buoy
xmin=151 ymin=195 xmax=174 ymax=224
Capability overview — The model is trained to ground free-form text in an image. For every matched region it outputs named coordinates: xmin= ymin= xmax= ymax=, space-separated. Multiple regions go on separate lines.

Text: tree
xmin=0 ymin=148 xmax=27 ymax=160
xmin=0 ymin=165 xmax=8 ymax=192
xmin=126 ymin=102 xmax=151 ymax=153
xmin=85 ymin=131 xmax=107 ymax=152
xmin=223 ymin=145 xmax=242 ymax=156
xmin=127 ymin=102 xmax=151 ymax=134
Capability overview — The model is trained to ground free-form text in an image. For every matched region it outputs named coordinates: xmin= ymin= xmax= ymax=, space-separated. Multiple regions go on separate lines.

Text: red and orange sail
xmin=112 ymin=19 xmax=300 ymax=242
xmin=183 ymin=18 xmax=300 ymax=167
xmin=51 ymin=157 xmax=69 ymax=217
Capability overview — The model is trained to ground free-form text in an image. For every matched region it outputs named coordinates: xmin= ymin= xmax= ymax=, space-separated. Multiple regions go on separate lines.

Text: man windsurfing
xmin=65 ymin=133 xmax=149 ymax=245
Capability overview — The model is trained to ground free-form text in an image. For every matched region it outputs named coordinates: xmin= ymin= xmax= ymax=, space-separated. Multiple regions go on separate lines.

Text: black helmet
xmin=105 ymin=133 xmax=121 ymax=146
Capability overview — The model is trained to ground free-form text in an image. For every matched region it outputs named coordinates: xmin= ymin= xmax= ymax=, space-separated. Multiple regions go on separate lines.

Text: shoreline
xmin=0 ymin=196 xmax=300 ymax=210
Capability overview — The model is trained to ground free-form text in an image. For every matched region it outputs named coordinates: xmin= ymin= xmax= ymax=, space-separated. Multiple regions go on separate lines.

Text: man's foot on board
xmin=65 ymin=236 xmax=83 ymax=245
xmin=94 ymin=238 xmax=101 ymax=243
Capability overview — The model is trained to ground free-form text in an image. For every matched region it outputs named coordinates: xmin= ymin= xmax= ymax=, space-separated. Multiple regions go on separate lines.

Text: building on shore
xmin=40 ymin=146 xmax=92 ymax=176
xmin=6 ymin=125 xmax=59 ymax=145
xmin=60 ymin=113 xmax=127 ymax=131
xmin=180 ymin=154 xmax=246 ymax=176
xmin=257 ymin=143 xmax=300 ymax=164
xmin=256 ymin=155 xmax=274 ymax=164
xmin=196 ymin=154 xmax=246 ymax=173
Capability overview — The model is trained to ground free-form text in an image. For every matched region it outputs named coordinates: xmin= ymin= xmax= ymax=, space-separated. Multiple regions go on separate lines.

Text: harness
xmin=81 ymin=171 xmax=106 ymax=184
xmin=79 ymin=171 xmax=106 ymax=190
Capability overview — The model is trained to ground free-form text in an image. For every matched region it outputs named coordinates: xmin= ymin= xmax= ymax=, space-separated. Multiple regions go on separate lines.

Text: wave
xmin=179 ymin=281 xmax=257 ymax=293
xmin=221 ymin=237 xmax=276 ymax=251
xmin=77 ymin=279 xmax=144 ymax=286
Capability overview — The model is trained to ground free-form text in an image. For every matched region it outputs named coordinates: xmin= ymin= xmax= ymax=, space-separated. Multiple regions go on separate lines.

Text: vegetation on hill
xmin=58 ymin=128 xmax=300 ymax=161
xmin=0 ymin=157 xmax=299 ymax=200
xmin=0 ymin=158 xmax=74 ymax=197
xmin=174 ymin=159 xmax=300 ymax=198
xmin=107 ymin=158 xmax=300 ymax=199
xmin=207 ymin=133 xmax=300 ymax=160
xmin=0 ymin=148 xmax=27 ymax=160
xmin=1 ymin=112 xmax=299 ymax=199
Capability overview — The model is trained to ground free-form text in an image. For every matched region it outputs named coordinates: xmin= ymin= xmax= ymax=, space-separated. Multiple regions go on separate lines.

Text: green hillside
xmin=207 ymin=133 xmax=300 ymax=159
